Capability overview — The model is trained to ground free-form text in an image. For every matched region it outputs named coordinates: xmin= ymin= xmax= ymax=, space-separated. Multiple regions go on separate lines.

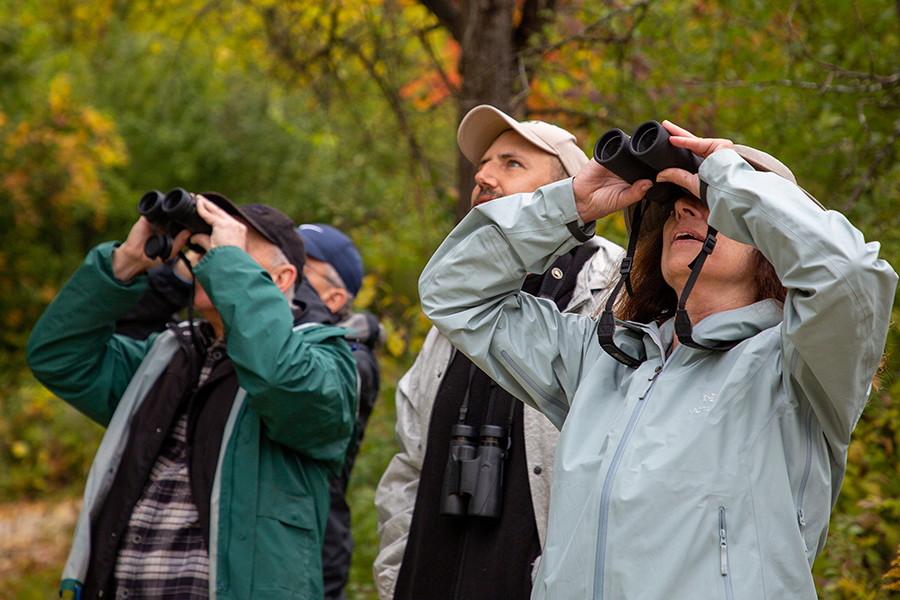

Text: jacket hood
xmin=338 ymin=311 xmax=385 ymax=352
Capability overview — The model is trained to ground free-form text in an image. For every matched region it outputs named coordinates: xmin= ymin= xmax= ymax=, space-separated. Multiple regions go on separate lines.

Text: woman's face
xmin=660 ymin=196 xmax=757 ymax=297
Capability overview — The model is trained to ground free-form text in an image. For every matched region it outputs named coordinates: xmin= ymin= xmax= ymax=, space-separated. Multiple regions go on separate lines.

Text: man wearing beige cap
xmin=374 ymin=106 xmax=624 ymax=600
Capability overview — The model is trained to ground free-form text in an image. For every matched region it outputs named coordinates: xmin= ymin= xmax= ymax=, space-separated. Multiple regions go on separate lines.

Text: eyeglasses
xmin=304 ymin=262 xmax=345 ymax=291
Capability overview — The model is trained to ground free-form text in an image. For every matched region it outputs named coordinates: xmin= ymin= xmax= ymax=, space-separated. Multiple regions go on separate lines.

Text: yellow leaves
xmin=10 ymin=441 xmax=29 ymax=460
xmin=354 ymin=274 xmax=377 ymax=309
xmin=216 ymin=46 xmax=234 ymax=65
xmin=1 ymin=73 xmax=129 ymax=222
xmin=383 ymin=319 xmax=407 ymax=358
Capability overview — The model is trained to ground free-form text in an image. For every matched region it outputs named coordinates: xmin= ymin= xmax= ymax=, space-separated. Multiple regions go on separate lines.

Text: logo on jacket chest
xmin=688 ymin=393 xmax=717 ymax=414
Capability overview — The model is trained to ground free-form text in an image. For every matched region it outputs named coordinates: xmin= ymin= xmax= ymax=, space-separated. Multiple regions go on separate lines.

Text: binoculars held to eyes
xmin=137 ymin=188 xmax=210 ymax=260
xmin=439 ymin=424 xmax=507 ymax=519
xmin=593 ymin=120 xmax=702 ymax=209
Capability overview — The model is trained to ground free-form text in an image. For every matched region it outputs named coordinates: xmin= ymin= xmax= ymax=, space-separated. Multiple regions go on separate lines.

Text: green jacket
xmin=419 ymin=150 xmax=897 ymax=599
xmin=26 ymin=242 xmax=358 ymax=600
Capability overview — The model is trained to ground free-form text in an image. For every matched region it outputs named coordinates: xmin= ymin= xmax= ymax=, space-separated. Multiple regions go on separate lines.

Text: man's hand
xmin=571 ymin=161 xmax=653 ymax=224
xmin=656 ymin=120 xmax=734 ymax=197
xmin=111 ymin=217 xmax=191 ymax=282
xmin=189 ymin=196 xmax=248 ymax=253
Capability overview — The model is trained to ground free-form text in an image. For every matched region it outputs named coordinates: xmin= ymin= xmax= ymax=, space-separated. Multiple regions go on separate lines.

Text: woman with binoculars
xmin=418 ymin=120 xmax=897 ymax=599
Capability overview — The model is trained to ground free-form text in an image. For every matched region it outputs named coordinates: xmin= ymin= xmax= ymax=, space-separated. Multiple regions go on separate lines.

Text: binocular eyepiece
xmin=593 ymin=120 xmax=702 ymax=209
xmin=439 ymin=423 xmax=507 ymax=519
xmin=137 ymin=188 xmax=212 ymax=260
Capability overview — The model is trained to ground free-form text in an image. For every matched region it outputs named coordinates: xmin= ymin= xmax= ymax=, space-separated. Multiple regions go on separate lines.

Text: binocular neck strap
xmin=174 ymin=251 xmax=206 ymax=360
xmin=455 ymin=361 xmax=479 ymax=424
xmin=596 ymin=204 xmax=646 ymax=368
xmin=673 ymin=227 xmax=740 ymax=352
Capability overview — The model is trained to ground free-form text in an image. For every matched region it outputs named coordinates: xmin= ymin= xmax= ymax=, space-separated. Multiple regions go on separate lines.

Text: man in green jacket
xmin=26 ymin=193 xmax=358 ymax=600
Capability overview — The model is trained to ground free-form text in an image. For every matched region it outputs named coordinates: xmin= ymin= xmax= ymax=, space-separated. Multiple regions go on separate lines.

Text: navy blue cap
xmin=296 ymin=224 xmax=364 ymax=297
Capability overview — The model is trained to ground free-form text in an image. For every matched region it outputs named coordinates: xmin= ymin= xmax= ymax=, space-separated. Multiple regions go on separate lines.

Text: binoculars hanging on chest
xmin=137 ymin=188 xmax=211 ymax=260
xmin=439 ymin=424 xmax=507 ymax=519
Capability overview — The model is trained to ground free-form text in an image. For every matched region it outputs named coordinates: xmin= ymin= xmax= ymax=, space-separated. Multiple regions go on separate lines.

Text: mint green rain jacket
xmin=419 ymin=150 xmax=897 ymax=599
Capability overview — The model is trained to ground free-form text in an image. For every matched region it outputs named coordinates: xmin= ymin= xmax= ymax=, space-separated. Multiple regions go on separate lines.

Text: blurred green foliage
xmin=1 ymin=0 xmax=899 ymax=598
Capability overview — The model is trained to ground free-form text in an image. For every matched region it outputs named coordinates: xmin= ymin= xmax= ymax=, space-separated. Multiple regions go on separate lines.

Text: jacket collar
xmin=618 ymin=299 xmax=784 ymax=361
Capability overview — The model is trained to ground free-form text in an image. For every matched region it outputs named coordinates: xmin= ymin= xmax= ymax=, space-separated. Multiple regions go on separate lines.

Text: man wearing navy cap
xmin=298 ymin=223 xmax=383 ymax=600
xmin=27 ymin=195 xmax=358 ymax=599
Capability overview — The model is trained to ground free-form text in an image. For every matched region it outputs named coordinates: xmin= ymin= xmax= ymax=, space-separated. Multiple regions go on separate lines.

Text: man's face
xmin=304 ymin=257 xmax=339 ymax=298
xmin=303 ymin=257 xmax=349 ymax=315
xmin=470 ymin=130 xmax=563 ymax=208
xmin=191 ymin=233 xmax=285 ymax=315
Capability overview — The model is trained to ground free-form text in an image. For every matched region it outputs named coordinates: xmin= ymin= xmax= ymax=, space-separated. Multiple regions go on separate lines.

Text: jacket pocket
xmin=718 ymin=506 xmax=734 ymax=600
xmin=796 ymin=406 xmax=814 ymax=556
xmin=252 ymin=488 xmax=316 ymax=596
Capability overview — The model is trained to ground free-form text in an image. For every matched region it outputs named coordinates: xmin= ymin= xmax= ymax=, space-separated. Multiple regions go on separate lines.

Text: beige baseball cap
xmin=457 ymin=105 xmax=589 ymax=177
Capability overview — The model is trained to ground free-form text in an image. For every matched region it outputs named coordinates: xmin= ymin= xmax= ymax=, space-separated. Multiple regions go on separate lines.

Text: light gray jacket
xmin=373 ymin=236 xmax=624 ymax=599
xmin=418 ymin=150 xmax=897 ymax=599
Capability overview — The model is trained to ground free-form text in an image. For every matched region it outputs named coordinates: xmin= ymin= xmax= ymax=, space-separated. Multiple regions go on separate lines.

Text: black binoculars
xmin=439 ymin=424 xmax=506 ymax=519
xmin=593 ymin=120 xmax=702 ymax=208
xmin=137 ymin=188 xmax=211 ymax=260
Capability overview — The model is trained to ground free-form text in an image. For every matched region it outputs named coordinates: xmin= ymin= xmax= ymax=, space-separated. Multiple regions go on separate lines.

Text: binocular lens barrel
xmin=632 ymin=123 xmax=659 ymax=154
xmin=451 ymin=424 xmax=479 ymax=441
xmin=161 ymin=188 xmax=212 ymax=235
xmin=479 ymin=425 xmax=505 ymax=447
xmin=137 ymin=190 xmax=165 ymax=222
xmin=592 ymin=120 xmax=704 ymax=207
xmin=597 ymin=130 xmax=625 ymax=162
xmin=143 ymin=233 xmax=173 ymax=261
xmin=593 ymin=129 xmax=658 ymax=185
xmin=630 ymin=120 xmax=702 ymax=175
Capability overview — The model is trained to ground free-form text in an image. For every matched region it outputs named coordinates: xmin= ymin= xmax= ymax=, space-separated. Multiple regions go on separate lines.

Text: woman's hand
xmin=657 ymin=121 xmax=735 ymax=198
xmin=572 ymin=161 xmax=653 ymax=223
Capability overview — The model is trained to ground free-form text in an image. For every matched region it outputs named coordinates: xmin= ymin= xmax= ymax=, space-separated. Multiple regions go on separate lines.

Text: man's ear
xmin=318 ymin=287 xmax=348 ymax=314
xmin=270 ymin=264 xmax=298 ymax=293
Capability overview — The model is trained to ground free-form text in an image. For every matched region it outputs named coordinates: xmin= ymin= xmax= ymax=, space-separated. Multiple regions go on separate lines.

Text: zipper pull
xmin=719 ymin=507 xmax=728 ymax=576
xmin=719 ymin=528 xmax=727 ymax=575
xmin=639 ymin=365 xmax=663 ymax=400
xmin=797 ymin=508 xmax=808 ymax=552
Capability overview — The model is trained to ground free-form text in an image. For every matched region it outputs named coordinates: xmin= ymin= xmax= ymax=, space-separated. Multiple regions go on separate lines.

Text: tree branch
xmin=336 ymin=36 xmax=442 ymax=234
xmin=682 ymin=72 xmax=900 ymax=95
xmin=842 ymin=117 xmax=900 ymax=213
xmin=416 ymin=26 xmax=460 ymax=100
xmin=521 ymin=0 xmax=652 ymax=58
xmin=418 ymin=0 xmax=462 ymax=41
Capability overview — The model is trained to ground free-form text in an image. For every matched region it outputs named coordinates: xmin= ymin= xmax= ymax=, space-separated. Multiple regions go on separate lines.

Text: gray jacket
xmin=418 ymin=150 xmax=897 ymax=599
xmin=373 ymin=236 xmax=624 ymax=599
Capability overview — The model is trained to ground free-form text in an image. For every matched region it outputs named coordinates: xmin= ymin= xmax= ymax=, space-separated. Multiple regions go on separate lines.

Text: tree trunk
xmin=454 ymin=0 xmax=519 ymax=221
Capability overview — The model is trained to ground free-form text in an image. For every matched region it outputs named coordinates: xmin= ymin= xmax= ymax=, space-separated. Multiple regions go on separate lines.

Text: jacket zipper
xmin=593 ymin=361 xmax=667 ymax=600
xmin=796 ymin=407 xmax=814 ymax=552
xmin=719 ymin=506 xmax=734 ymax=600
